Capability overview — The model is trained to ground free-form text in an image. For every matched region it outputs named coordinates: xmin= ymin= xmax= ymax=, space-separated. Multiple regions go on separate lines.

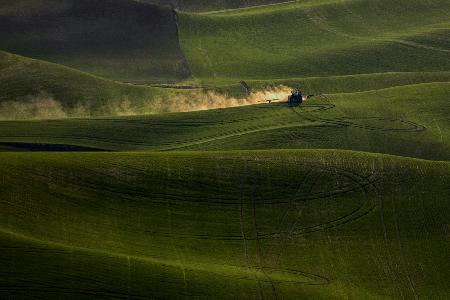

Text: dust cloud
xmin=0 ymin=86 xmax=292 ymax=120
xmin=155 ymin=85 xmax=292 ymax=113
xmin=0 ymin=92 xmax=67 ymax=120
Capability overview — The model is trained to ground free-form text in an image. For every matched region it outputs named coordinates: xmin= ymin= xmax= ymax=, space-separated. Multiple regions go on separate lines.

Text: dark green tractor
xmin=288 ymin=89 xmax=302 ymax=106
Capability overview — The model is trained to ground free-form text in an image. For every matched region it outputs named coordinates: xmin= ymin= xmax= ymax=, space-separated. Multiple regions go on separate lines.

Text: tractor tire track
xmin=239 ymin=158 xmax=264 ymax=299
xmin=160 ymin=104 xmax=335 ymax=151
xmin=20 ymin=160 xmax=380 ymax=242
xmin=3 ymin=158 xmax=378 ymax=290
xmin=251 ymin=156 xmax=278 ymax=299
xmin=265 ymin=167 xmax=314 ymax=252
xmin=290 ymin=104 xmax=426 ymax=133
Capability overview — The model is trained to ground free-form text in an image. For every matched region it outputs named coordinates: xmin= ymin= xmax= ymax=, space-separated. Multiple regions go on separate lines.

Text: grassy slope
xmin=214 ymin=71 xmax=450 ymax=97
xmin=0 ymin=0 xmax=190 ymax=81
xmin=1 ymin=1 xmax=449 ymax=299
xmin=0 ymin=51 xmax=192 ymax=118
xmin=2 ymin=50 xmax=450 ymax=119
xmin=142 ymin=0 xmax=289 ymax=11
xmin=1 ymin=150 xmax=449 ymax=299
xmin=0 ymin=82 xmax=448 ymax=160
xmin=179 ymin=0 xmax=450 ymax=82
xmin=2 ymin=0 xmax=450 ymax=119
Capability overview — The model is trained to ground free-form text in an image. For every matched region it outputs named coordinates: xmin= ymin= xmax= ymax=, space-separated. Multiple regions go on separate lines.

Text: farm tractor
xmin=288 ymin=89 xmax=303 ymax=106
xmin=288 ymin=89 xmax=314 ymax=106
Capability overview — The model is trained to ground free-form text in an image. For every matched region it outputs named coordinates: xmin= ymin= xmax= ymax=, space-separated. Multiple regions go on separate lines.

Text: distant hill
xmin=179 ymin=0 xmax=450 ymax=82
xmin=0 ymin=0 xmax=190 ymax=81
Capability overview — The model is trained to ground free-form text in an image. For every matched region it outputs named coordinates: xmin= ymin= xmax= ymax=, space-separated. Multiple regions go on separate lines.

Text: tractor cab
xmin=288 ymin=89 xmax=303 ymax=106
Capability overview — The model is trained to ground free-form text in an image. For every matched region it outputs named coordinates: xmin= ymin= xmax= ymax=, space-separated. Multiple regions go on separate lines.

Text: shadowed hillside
xmin=0 ymin=0 xmax=190 ymax=81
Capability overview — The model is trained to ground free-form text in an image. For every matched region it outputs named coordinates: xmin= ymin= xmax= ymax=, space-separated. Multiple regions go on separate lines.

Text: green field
xmin=1 ymin=82 xmax=448 ymax=160
xmin=179 ymin=0 xmax=450 ymax=82
xmin=2 ymin=150 xmax=449 ymax=299
xmin=1 ymin=0 xmax=449 ymax=299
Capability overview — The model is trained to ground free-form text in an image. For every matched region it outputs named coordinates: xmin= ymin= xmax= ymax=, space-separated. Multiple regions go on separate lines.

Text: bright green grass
xmin=1 ymin=150 xmax=449 ymax=298
xmin=0 ymin=0 xmax=190 ymax=81
xmin=0 ymin=82 xmax=448 ymax=160
xmin=179 ymin=0 xmax=450 ymax=81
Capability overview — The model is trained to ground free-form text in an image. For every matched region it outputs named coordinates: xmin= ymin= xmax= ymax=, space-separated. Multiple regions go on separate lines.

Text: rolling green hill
xmin=1 ymin=150 xmax=449 ymax=299
xmin=0 ymin=82 xmax=449 ymax=160
xmin=0 ymin=51 xmax=188 ymax=119
xmin=2 ymin=50 xmax=449 ymax=119
xmin=2 ymin=0 xmax=449 ymax=117
xmin=179 ymin=0 xmax=450 ymax=82
xmin=1 ymin=0 xmax=450 ymax=299
xmin=0 ymin=0 xmax=190 ymax=81
xmin=214 ymin=71 xmax=450 ymax=95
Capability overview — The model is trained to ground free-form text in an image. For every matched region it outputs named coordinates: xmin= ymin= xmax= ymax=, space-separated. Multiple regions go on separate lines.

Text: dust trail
xmin=82 ymin=85 xmax=293 ymax=116
xmin=0 ymin=86 xmax=293 ymax=120
xmin=0 ymin=92 xmax=67 ymax=120
xmin=147 ymin=85 xmax=293 ymax=114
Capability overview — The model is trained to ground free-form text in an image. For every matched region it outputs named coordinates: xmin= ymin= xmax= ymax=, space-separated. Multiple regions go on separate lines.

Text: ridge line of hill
xmin=0 ymin=226 xmax=318 ymax=284
xmin=201 ymin=0 xmax=355 ymax=16
xmin=325 ymin=81 xmax=450 ymax=96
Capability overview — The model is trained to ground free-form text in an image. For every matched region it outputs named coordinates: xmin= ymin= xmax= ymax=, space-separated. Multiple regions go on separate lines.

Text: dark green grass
xmin=142 ymin=0 xmax=289 ymax=12
xmin=0 ymin=0 xmax=190 ymax=81
xmin=1 ymin=150 xmax=449 ymax=298
xmin=0 ymin=82 xmax=448 ymax=160
xmin=179 ymin=0 xmax=450 ymax=81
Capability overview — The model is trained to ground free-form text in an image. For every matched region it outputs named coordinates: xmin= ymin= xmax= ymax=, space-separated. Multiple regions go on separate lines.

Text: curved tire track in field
xmin=0 ymin=99 xmax=427 ymax=151
xmin=114 ymin=163 xmax=378 ymax=241
xmin=4 ymin=159 xmax=380 ymax=290
xmin=286 ymin=164 xmax=379 ymax=236
xmin=290 ymin=100 xmax=426 ymax=133
xmin=160 ymin=104 xmax=336 ymax=151
xmin=164 ymin=100 xmax=426 ymax=151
